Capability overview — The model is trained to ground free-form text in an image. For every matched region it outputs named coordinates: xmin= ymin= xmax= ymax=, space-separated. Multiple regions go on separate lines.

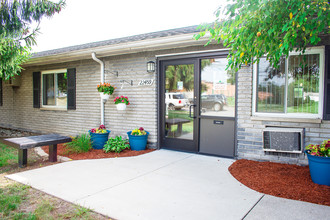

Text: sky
xmin=32 ymin=0 xmax=227 ymax=52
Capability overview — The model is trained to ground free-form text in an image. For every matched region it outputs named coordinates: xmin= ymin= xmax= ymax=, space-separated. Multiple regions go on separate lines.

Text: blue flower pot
xmin=306 ymin=151 xmax=330 ymax=186
xmin=89 ymin=130 xmax=110 ymax=149
xmin=127 ymin=131 xmax=149 ymax=151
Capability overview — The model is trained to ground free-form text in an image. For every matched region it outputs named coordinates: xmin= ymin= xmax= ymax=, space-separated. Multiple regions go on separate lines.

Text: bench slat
xmin=1 ymin=134 xmax=72 ymax=149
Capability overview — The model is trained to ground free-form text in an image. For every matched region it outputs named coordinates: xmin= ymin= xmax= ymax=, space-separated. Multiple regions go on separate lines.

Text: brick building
xmin=0 ymin=26 xmax=329 ymax=165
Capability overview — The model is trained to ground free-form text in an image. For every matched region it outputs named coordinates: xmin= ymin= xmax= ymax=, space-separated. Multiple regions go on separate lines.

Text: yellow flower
xmin=289 ymin=12 xmax=293 ymax=19
xmin=240 ymin=52 xmax=244 ymax=58
xmin=279 ymin=44 xmax=283 ymax=48
xmin=302 ymin=26 xmax=305 ymax=32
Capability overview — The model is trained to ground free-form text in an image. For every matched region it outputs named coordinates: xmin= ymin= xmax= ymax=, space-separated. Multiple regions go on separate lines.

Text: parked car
xmin=201 ymin=94 xmax=226 ymax=111
xmin=165 ymin=93 xmax=189 ymax=110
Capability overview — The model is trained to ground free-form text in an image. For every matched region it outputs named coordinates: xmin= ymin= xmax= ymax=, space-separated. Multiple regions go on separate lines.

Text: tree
xmin=195 ymin=0 xmax=330 ymax=71
xmin=0 ymin=0 xmax=65 ymax=80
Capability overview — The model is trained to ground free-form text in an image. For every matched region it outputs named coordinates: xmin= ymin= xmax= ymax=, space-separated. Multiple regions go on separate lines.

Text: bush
xmin=103 ymin=136 xmax=130 ymax=153
xmin=64 ymin=133 xmax=92 ymax=154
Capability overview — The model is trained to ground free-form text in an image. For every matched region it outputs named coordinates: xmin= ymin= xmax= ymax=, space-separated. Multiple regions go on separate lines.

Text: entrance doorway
xmin=159 ymin=54 xmax=236 ymax=157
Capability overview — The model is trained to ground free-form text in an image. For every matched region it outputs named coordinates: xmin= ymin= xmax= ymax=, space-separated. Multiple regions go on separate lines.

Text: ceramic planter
xmin=116 ymin=103 xmax=127 ymax=110
xmin=100 ymin=93 xmax=110 ymax=100
xmin=89 ymin=130 xmax=110 ymax=149
xmin=127 ymin=131 xmax=149 ymax=151
xmin=306 ymin=152 xmax=330 ymax=186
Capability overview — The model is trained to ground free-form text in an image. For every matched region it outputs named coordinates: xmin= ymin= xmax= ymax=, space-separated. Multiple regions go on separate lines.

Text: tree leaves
xmin=195 ymin=0 xmax=330 ymax=71
xmin=0 ymin=0 xmax=66 ymax=79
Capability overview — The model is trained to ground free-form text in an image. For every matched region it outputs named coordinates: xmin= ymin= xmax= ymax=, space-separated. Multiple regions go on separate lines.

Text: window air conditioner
xmin=263 ymin=127 xmax=304 ymax=153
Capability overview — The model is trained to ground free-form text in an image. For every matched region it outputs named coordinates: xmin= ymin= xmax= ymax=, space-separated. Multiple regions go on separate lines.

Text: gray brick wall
xmin=0 ymin=45 xmax=220 ymax=148
xmin=236 ymin=64 xmax=330 ymax=165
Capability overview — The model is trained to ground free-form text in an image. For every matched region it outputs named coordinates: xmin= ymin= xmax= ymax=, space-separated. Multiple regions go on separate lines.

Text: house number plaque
xmin=138 ymin=79 xmax=154 ymax=86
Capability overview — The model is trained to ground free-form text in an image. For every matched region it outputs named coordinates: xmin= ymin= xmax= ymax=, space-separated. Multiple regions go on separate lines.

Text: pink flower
xmin=122 ymin=100 xmax=124 ymax=102
xmin=121 ymin=96 xmax=124 ymax=98
xmin=125 ymin=96 xmax=128 ymax=99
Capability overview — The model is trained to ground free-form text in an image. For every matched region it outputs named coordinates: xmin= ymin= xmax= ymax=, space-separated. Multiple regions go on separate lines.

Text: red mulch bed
xmin=229 ymin=159 xmax=330 ymax=206
xmin=42 ymin=144 xmax=155 ymax=160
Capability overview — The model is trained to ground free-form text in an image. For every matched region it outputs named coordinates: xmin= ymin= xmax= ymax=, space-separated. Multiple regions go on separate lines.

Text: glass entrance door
xmin=199 ymin=57 xmax=236 ymax=157
xmin=159 ymin=59 xmax=198 ymax=152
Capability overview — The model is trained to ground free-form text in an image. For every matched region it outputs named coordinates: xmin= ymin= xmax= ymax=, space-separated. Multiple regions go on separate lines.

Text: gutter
xmin=24 ymin=33 xmax=211 ymax=66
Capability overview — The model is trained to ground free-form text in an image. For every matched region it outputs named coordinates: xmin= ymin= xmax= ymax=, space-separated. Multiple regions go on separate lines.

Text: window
xmin=253 ymin=48 xmax=324 ymax=118
xmin=41 ymin=69 xmax=67 ymax=108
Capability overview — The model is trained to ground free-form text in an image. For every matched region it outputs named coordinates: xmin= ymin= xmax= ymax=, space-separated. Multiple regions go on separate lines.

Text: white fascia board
xmin=24 ymin=33 xmax=211 ymax=66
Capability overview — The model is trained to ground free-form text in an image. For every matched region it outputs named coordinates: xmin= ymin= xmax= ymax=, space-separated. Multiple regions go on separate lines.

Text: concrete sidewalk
xmin=6 ymin=150 xmax=330 ymax=220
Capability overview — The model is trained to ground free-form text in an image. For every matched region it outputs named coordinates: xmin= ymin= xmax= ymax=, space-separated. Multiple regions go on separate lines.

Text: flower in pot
xmin=89 ymin=125 xmax=111 ymax=149
xmin=114 ymin=96 xmax=130 ymax=110
xmin=305 ymin=139 xmax=330 ymax=186
xmin=97 ymin=82 xmax=115 ymax=100
xmin=127 ymin=127 xmax=149 ymax=151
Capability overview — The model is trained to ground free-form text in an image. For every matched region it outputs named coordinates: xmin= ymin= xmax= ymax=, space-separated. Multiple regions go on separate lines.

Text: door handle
xmin=189 ymin=104 xmax=196 ymax=119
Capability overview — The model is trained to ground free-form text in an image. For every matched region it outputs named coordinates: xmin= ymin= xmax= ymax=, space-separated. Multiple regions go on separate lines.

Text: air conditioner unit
xmin=4 ymin=76 xmax=21 ymax=87
xmin=263 ymin=127 xmax=304 ymax=154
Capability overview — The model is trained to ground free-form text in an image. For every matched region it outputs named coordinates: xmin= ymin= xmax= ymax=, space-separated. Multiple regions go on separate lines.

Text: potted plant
xmin=89 ymin=125 xmax=111 ymax=149
xmin=127 ymin=127 xmax=149 ymax=151
xmin=305 ymin=139 xmax=330 ymax=186
xmin=97 ymin=82 xmax=115 ymax=100
xmin=114 ymin=96 xmax=130 ymax=110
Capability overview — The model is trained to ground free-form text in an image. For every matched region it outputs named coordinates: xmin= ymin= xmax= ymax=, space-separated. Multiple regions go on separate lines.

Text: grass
xmin=257 ymin=101 xmax=319 ymax=114
xmin=0 ymin=143 xmax=109 ymax=220
xmin=0 ymin=144 xmax=18 ymax=167
xmin=0 ymin=184 xmax=36 ymax=219
xmin=168 ymin=110 xmax=193 ymax=134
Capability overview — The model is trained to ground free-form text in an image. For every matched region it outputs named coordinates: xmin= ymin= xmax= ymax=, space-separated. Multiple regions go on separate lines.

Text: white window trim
xmin=252 ymin=46 xmax=325 ymax=119
xmin=41 ymin=69 xmax=67 ymax=110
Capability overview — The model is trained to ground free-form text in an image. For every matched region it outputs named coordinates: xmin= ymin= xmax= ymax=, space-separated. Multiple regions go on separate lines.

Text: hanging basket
xmin=100 ymin=93 xmax=110 ymax=100
xmin=116 ymin=103 xmax=127 ymax=110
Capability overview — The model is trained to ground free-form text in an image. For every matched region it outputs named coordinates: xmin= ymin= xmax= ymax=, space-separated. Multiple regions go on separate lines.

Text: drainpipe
xmin=91 ymin=52 xmax=105 ymax=125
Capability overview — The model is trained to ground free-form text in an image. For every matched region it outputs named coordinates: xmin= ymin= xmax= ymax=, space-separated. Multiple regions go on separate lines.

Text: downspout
xmin=91 ymin=52 xmax=105 ymax=125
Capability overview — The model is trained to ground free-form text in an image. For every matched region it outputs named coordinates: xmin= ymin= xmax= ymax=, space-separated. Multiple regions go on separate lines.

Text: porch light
xmin=147 ymin=61 xmax=155 ymax=73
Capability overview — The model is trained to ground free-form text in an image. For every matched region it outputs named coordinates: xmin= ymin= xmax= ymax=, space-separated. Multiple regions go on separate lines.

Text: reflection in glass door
xmin=199 ymin=57 xmax=236 ymax=157
xmin=165 ymin=64 xmax=194 ymax=140
xmin=200 ymin=58 xmax=236 ymax=117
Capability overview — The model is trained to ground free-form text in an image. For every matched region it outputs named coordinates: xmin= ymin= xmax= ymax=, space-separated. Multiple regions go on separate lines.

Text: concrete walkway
xmin=6 ymin=150 xmax=330 ymax=220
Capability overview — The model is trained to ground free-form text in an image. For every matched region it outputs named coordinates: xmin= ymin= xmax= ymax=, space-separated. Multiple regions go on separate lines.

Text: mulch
xmin=42 ymin=144 xmax=155 ymax=160
xmin=229 ymin=159 xmax=330 ymax=206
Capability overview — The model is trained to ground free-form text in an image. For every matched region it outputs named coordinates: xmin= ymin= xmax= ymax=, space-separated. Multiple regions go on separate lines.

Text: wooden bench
xmin=165 ymin=118 xmax=191 ymax=137
xmin=1 ymin=134 xmax=72 ymax=168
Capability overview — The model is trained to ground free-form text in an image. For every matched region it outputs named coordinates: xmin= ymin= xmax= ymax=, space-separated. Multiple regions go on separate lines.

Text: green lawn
xmin=0 ymin=144 xmax=18 ymax=167
xmin=257 ymin=101 xmax=319 ymax=114
xmin=0 ymin=143 xmax=107 ymax=219
xmin=168 ymin=110 xmax=194 ymax=134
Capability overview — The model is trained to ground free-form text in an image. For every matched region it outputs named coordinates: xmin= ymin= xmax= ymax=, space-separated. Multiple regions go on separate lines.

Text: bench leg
xmin=176 ymin=124 xmax=183 ymax=137
xmin=49 ymin=144 xmax=57 ymax=162
xmin=18 ymin=149 xmax=27 ymax=168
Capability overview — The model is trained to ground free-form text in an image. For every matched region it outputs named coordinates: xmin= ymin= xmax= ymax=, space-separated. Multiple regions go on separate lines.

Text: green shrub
xmin=103 ymin=136 xmax=130 ymax=153
xmin=64 ymin=133 xmax=92 ymax=154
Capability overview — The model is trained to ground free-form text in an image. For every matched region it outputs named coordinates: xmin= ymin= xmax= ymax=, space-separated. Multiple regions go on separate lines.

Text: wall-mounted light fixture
xmin=147 ymin=61 xmax=155 ymax=73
